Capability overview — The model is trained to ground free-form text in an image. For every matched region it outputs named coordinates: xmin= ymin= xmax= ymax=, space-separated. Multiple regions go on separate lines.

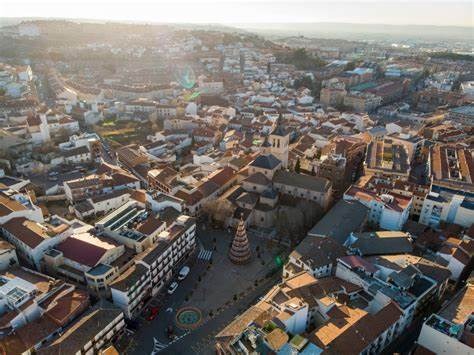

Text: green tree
xmin=276 ymin=48 xmax=326 ymax=70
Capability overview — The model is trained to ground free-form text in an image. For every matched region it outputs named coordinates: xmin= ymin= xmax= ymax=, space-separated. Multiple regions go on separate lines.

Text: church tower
xmin=270 ymin=113 xmax=289 ymax=169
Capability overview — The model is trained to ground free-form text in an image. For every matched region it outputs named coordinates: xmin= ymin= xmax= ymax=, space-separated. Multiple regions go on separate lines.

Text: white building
xmin=39 ymin=302 xmax=125 ymax=355
xmin=110 ymin=210 xmax=196 ymax=317
xmin=0 ymin=190 xmax=44 ymax=224
xmin=0 ymin=241 xmax=18 ymax=271
xmin=344 ymin=187 xmax=412 ymax=231
xmin=419 ymin=186 xmax=474 ymax=229
xmin=417 ymin=282 xmax=473 ymax=355
xmin=1 ymin=217 xmax=72 ymax=269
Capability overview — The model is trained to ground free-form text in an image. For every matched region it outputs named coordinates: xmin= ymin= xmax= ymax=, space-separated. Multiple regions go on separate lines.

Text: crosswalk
xmin=151 ymin=332 xmax=190 ymax=354
xmin=151 ymin=337 xmax=167 ymax=354
xmin=197 ymin=249 xmax=213 ymax=261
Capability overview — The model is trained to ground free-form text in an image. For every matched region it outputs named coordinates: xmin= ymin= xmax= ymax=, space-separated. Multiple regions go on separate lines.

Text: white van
xmin=178 ymin=266 xmax=190 ymax=280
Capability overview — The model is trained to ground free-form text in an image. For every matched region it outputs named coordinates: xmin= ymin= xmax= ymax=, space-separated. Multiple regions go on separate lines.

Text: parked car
xmin=178 ymin=266 xmax=190 ymax=280
xmin=147 ymin=306 xmax=159 ymax=321
xmin=167 ymin=282 xmax=178 ymax=294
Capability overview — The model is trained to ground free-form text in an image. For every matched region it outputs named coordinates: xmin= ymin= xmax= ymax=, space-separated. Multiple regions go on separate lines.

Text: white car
xmin=178 ymin=266 xmax=190 ymax=281
xmin=167 ymin=282 xmax=178 ymax=294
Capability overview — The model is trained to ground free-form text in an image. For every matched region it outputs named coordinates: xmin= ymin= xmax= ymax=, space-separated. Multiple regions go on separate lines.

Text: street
xmin=125 ymin=225 xmax=286 ymax=355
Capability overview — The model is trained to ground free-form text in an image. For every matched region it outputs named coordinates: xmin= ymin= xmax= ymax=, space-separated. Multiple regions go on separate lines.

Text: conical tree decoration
xmin=229 ymin=215 xmax=252 ymax=264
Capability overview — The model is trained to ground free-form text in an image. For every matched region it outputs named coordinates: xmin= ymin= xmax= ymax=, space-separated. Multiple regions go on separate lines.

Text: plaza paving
xmin=126 ymin=225 xmax=288 ymax=354
xmin=182 ymin=227 xmax=283 ymax=316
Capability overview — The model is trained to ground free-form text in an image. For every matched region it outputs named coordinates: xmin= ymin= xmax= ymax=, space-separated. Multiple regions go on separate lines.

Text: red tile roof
xmin=339 ymin=255 xmax=378 ymax=274
xmin=56 ymin=235 xmax=117 ymax=267
xmin=208 ymin=167 xmax=236 ymax=187
xmin=2 ymin=217 xmax=47 ymax=249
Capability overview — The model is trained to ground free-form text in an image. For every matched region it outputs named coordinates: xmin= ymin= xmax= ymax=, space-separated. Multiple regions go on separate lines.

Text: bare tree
xmin=202 ymin=199 xmax=235 ymax=226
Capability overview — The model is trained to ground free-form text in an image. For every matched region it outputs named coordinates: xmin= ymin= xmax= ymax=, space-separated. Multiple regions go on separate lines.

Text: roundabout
xmin=175 ymin=307 xmax=202 ymax=329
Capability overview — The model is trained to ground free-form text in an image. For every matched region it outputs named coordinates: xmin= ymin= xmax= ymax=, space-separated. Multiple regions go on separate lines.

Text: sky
xmin=2 ymin=0 xmax=473 ymax=27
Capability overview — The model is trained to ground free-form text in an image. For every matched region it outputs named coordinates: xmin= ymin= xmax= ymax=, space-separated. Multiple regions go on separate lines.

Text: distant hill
xmin=232 ymin=22 xmax=473 ymax=43
xmin=1 ymin=18 xmax=471 ymax=44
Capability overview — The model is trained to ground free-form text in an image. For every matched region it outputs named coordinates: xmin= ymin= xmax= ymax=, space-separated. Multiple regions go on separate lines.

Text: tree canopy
xmin=276 ymin=48 xmax=326 ymax=70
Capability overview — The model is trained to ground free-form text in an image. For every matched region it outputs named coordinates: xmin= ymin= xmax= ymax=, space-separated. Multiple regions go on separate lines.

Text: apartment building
xmin=335 ymin=255 xmax=444 ymax=333
xmin=344 ymin=92 xmax=382 ymax=113
xmin=0 ymin=268 xmax=90 ymax=354
xmin=417 ymin=282 xmax=473 ymax=354
xmin=137 ymin=213 xmax=196 ymax=296
xmin=43 ymin=232 xmax=126 ymax=293
xmin=38 ymin=302 xmax=125 ymax=355
xmin=110 ymin=209 xmax=196 ymax=317
xmin=429 ymin=144 xmax=473 ymax=193
xmin=344 ymin=186 xmax=412 ymax=231
xmin=365 ymin=138 xmax=411 ymax=180
xmin=419 ymin=185 xmax=474 ymax=229
xmin=216 ymin=271 xmax=404 ymax=355
xmin=283 ymin=236 xmax=347 ymax=279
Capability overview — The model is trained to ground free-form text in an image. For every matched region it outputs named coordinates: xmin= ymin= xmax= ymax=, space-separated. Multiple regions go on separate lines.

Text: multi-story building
xmin=0 ymin=267 xmax=90 ymax=354
xmin=109 ymin=263 xmax=150 ymax=319
xmin=73 ymin=189 xmax=133 ymax=219
xmin=283 ymin=236 xmax=347 ymax=279
xmin=95 ymin=201 xmax=165 ymax=253
xmin=147 ymin=166 xmax=180 ymax=194
xmin=320 ymin=86 xmax=347 ymax=107
xmin=356 ymin=174 xmax=429 ymax=219
xmin=1 ymin=217 xmax=73 ymax=269
xmin=344 ymin=92 xmax=382 ymax=113
xmin=365 ymin=138 xmax=411 ymax=180
xmin=0 ymin=190 xmax=44 ymax=224
xmin=137 ymin=212 xmax=196 ymax=297
xmin=317 ymin=153 xmax=347 ymax=199
xmin=109 ymin=209 xmax=196 ymax=317
xmin=344 ymin=186 xmax=412 ymax=231
xmin=429 ymin=144 xmax=474 ymax=193
xmin=417 ymin=282 xmax=473 ymax=354
xmin=335 ymin=255 xmax=445 ymax=333
xmin=43 ymin=232 xmax=126 ymax=292
xmin=419 ymin=185 xmax=474 ymax=229
xmin=437 ymin=238 xmax=473 ymax=281
xmin=156 ymin=104 xmax=177 ymax=119
xmin=63 ymin=164 xmax=140 ymax=202
xmin=38 ymin=302 xmax=125 ymax=355
xmin=216 ymin=271 xmax=405 ymax=355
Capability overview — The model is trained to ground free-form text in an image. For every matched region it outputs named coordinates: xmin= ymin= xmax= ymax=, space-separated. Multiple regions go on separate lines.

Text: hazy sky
xmin=2 ymin=0 xmax=473 ymax=27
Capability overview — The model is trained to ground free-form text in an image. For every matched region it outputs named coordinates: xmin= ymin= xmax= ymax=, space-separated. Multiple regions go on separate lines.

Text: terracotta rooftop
xmin=56 ymin=233 xmax=119 ymax=268
xmin=2 ymin=217 xmax=50 ymax=249
xmin=0 ymin=192 xmax=27 ymax=217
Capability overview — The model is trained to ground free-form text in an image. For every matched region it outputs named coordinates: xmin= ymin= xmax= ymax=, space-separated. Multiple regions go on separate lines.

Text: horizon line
xmin=1 ymin=16 xmax=473 ymax=29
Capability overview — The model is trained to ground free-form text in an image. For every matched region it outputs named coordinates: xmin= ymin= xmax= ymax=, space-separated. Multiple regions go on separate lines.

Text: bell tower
xmin=270 ymin=114 xmax=289 ymax=169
